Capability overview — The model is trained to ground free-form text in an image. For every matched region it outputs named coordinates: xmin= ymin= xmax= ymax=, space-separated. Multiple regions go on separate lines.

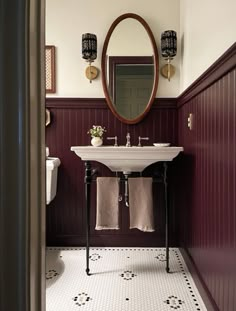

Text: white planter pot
xmin=91 ymin=137 xmax=103 ymax=147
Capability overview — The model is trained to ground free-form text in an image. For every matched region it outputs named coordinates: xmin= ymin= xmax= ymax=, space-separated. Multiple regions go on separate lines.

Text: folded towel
xmin=95 ymin=177 xmax=120 ymax=230
xmin=128 ymin=177 xmax=154 ymax=232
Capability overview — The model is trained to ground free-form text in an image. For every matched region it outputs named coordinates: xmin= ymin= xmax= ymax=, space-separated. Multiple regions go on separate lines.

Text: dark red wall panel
xmin=177 ymin=43 xmax=236 ymax=311
xmin=46 ymin=98 xmax=178 ymax=247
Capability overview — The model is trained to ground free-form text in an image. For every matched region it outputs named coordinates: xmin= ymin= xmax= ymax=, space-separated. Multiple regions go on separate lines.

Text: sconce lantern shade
xmin=161 ymin=30 xmax=177 ymax=58
xmin=82 ymin=33 xmax=97 ymax=62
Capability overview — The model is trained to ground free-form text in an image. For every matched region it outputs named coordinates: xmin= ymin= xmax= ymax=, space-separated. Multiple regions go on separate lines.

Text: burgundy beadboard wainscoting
xmin=177 ymin=43 xmax=236 ymax=311
xmin=46 ymin=98 xmax=179 ymax=247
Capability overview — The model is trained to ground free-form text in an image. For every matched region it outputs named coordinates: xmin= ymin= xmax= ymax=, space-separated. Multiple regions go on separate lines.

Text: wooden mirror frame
xmin=101 ymin=13 xmax=159 ymax=124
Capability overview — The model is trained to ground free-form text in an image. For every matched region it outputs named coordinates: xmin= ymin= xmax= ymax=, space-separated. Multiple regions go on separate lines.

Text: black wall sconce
xmin=82 ymin=33 xmax=98 ymax=83
xmin=160 ymin=30 xmax=177 ymax=81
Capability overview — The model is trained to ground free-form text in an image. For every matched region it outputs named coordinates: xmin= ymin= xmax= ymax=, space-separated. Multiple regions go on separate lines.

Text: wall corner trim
xmin=178 ymin=42 xmax=236 ymax=107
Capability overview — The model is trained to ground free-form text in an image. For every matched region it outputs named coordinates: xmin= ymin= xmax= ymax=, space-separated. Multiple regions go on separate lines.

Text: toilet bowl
xmin=46 ymin=157 xmax=61 ymax=204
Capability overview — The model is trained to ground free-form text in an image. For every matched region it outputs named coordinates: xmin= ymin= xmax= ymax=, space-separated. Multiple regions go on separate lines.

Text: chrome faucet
xmin=107 ymin=136 xmax=118 ymax=146
xmin=126 ymin=133 xmax=131 ymax=147
xmin=138 ymin=136 xmax=149 ymax=147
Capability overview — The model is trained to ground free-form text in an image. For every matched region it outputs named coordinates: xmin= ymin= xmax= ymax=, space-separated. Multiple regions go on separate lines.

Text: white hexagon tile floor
xmin=46 ymin=247 xmax=207 ymax=311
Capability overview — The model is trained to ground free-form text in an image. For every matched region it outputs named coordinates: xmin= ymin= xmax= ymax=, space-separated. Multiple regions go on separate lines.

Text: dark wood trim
xmin=154 ymin=98 xmax=177 ymax=109
xmin=45 ymin=97 xmax=177 ymax=109
xmin=109 ymin=56 xmax=153 ymax=65
xmin=101 ymin=13 xmax=159 ymax=124
xmin=180 ymin=248 xmax=219 ymax=311
xmin=46 ymin=97 xmax=106 ymax=109
xmin=178 ymin=42 xmax=236 ymax=107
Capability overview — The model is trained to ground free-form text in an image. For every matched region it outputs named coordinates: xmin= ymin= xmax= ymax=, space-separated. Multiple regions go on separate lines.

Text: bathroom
xmin=1 ymin=0 xmax=235 ymax=311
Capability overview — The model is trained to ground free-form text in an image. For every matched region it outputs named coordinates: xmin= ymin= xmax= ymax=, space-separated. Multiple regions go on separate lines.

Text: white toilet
xmin=46 ymin=147 xmax=61 ymax=204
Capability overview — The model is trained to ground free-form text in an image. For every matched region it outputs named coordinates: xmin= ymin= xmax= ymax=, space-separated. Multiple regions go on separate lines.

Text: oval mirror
xmin=102 ymin=13 xmax=159 ymax=124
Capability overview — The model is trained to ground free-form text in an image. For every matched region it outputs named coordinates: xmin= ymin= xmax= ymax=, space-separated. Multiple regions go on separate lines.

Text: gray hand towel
xmin=95 ymin=177 xmax=120 ymax=230
xmin=128 ymin=177 xmax=155 ymax=232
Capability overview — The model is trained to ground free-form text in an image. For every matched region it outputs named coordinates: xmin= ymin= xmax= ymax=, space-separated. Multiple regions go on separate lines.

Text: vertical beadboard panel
xmin=46 ymin=98 xmax=178 ymax=247
xmin=178 ymin=44 xmax=236 ymax=311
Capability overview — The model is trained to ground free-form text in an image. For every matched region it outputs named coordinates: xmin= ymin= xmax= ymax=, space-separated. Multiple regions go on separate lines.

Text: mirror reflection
xmin=102 ymin=13 xmax=159 ymax=124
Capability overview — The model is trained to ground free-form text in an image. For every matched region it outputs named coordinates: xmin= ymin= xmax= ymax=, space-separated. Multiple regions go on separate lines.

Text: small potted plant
xmin=88 ymin=125 xmax=106 ymax=147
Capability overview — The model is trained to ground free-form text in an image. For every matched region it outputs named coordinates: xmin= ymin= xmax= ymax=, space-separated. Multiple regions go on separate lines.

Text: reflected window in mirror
xmin=108 ymin=56 xmax=154 ymax=120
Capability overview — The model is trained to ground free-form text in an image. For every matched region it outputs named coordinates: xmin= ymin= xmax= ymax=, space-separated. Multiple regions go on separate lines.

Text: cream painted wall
xmin=46 ymin=0 xmax=180 ymax=98
xmin=180 ymin=0 xmax=236 ymax=92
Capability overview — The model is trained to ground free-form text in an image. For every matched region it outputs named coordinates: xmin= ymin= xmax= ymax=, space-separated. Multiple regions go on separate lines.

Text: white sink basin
xmin=71 ymin=145 xmax=183 ymax=173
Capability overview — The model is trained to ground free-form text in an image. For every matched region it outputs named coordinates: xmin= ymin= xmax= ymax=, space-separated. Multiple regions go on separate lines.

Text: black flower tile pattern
xmin=120 ymin=270 xmax=137 ymax=280
xmin=73 ymin=292 xmax=92 ymax=307
xmin=89 ymin=253 xmax=102 ymax=261
xmin=164 ymin=295 xmax=185 ymax=309
xmin=46 ymin=269 xmax=59 ymax=280
xmin=155 ymin=253 xmax=166 ymax=261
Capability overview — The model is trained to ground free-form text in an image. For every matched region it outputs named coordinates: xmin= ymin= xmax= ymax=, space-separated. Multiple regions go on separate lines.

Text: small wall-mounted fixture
xmin=82 ymin=33 xmax=98 ymax=83
xmin=160 ymin=30 xmax=177 ymax=81
xmin=187 ymin=113 xmax=194 ymax=130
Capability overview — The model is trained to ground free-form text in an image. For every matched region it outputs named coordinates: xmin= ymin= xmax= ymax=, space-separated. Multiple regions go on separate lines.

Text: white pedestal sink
xmin=71 ymin=144 xmax=184 ymax=275
xmin=71 ymin=145 xmax=183 ymax=173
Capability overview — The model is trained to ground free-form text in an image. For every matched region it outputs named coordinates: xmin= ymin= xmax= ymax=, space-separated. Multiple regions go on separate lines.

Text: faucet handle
xmin=138 ymin=136 xmax=149 ymax=147
xmin=107 ymin=136 xmax=118 ymax=146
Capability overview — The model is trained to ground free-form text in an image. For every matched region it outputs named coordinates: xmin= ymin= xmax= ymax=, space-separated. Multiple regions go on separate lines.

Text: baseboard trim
xmin=46 ymin=234 xmax=177 ymax=247
xmin=180 ymin=248 xmax=219 ymax=311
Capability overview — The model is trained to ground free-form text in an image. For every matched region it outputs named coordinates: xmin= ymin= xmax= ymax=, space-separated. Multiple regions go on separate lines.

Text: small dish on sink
xmin=153 ymin=143 xmax=170 ymax=147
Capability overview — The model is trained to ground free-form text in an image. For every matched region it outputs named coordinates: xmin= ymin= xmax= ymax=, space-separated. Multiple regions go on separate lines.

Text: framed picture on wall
xmin=45 ymin=45 xmax=56 ymax=93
